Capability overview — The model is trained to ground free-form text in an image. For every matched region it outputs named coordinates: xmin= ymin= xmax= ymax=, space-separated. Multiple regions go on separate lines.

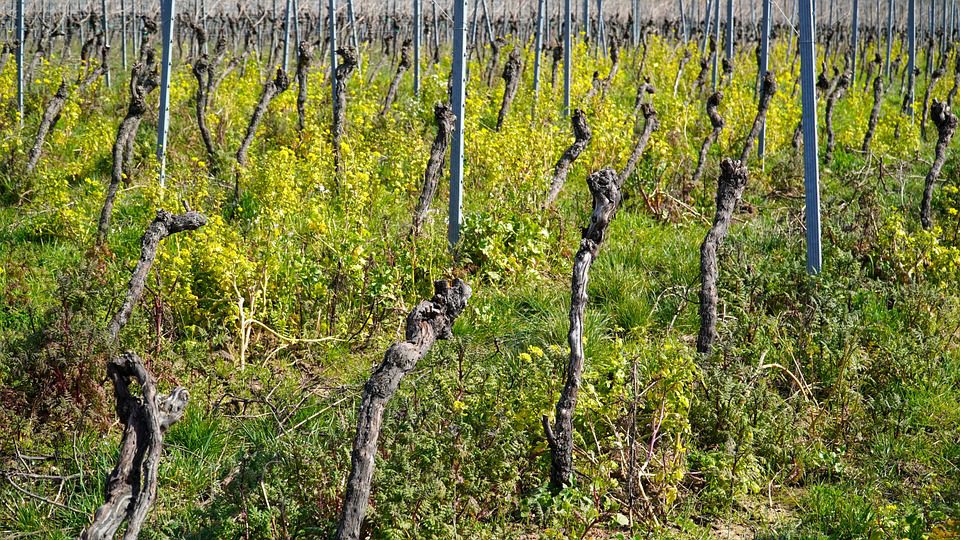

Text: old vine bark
xmin=619 ymin=103 xmax=660 ymax=186
xmin=108 ymin=209 xmax=208 ymax=339
xmin=496 ymin=49 xmax=521 ymax=131
xmin=691 ymin=91 xmax=725 ymax=188
xmin=96 ymin=58 xmax=160 ymax=247
xmin=80 ymin=353 xmax=189 ymax=540
xmin=739 ymin=71 xmax=778 ymax=164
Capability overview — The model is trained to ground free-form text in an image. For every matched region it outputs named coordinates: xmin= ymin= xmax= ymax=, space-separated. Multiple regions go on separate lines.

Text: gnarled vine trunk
xmin=545 ymin=109 xmax=592 ymax=207
xmin=496 ymin=49 xmax=521 ymax=131
xmin=334 ymin=279 xmax=472 ymax=540
xmin=411 ymin=104 xmax=456 ymax=237
xmin=862 ymin=75 xmax=884 ymax=153
xmin=691 ymin=91 xmax=725 ymax=188
xmin=823 ymin=71 xmax=850 ymax=164
xmin=333 ymin=47 xmax=359 ymax=173
xmin=96 ymin=57 xmax=160 ymax=247
xmin=543 ymin=168 xmax=622 ymax=488
xmin=697 ymin=158 xmax=749 ymax=354
xmin=920 ymin=100 xmax=958 ymax=230
xmin=381 ymin=40 xmax=411 ymax=116
xmin=619 ymin=103 xmax=659 ymax=186
xmin=740 ymin=71 xmax=778 ymax=164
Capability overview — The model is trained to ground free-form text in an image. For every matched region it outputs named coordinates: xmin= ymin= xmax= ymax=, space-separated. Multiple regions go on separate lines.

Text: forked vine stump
xmin=80 ymin=352 xmax=189 ymax=540
xmin=545 ymin=109 xmax=592 ymax=207
xmin=235 ymin=66 xmax=290 ymax=202
xmin=334 ymin=279 xmax=472 ymax=540
xmin=543 ymin=168 xmax=622 ymax=488
xmin=697 ymin=159 xmax=748 ymax=354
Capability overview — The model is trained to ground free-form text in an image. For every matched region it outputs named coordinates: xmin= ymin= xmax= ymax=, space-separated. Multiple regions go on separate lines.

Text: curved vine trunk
xmin=543 ymin=168 xmax=622 ymax=488
xmin=619 ymin=103 xmax=660 ymax=186
xmin=862 ymin=75 xmax=884 ymax=153
xmin=26 ymin=45 xmax=107 ymax=173
xmin=96 ymin=59 xmax=160 ymax=247
xmin=334 ymin=279 xmax=472 ymax=540
xmin=823 ymin=72 xmax=850 ymax=164
xmin=412 ymin=104 xmax=456 ymax=237
xmin=381 ymin=41 xmax=411 ymax=116
xmin=496 ymin=49 xmax=521 ymax=131
xmin=296 ymin=41 xmax=314 ymax=132
xmin=691 ymin=91 xmax=725 ymax=188
xmin=697 ymin=158 xmax=749 ymax=354
xmin=544 ymin=109 xmax=592 ymax=207
xmin=672 ymin=49 xmax=692 ymax=97
xmin=920 ymin=68 xmax=944 ymax=141
xmin=236 ymin=67 xmax=290 ymax=168
xmin=108 ymin=209 xmax=208 ymax=339
xmin=920 ymin=100 xmax=958 ymax=230
xmin=333 ymin=47 xmax=359 ymax=173
xmin=740 ymin=71 xmax=778 ymax=164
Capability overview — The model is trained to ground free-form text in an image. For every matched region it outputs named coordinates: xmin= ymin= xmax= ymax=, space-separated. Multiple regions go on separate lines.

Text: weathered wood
xmin=545 ymin=109 xmax=592 ymax=207
xmin=192 ymin=54 xmax=216 ymax=157
xmin=333 ymin=47 xmax=358 ymax=173
xmin=295 ymin=40 xmax=314 ymax=132
xmin=920 ymin=100 xmax=958 ymax=229
xmin=543 ymin=168 xmax=622 ymax=488
xmin=550 ymin=42 xmax=562 ymax=86
xmin=697 ymin=158 xmax=748 ymax=354
xmin=495 ymin=49 xmax=521 ymax=131
xmin=619 ymin=102 xmax=659 ymax=187
xmin=108 ymin=209 xmax=208 ymax=339
xmin=412 ymin=103 xmax=456 ymax=237
xmin=334 ymin=279 xmax=472 ymax=540
xmin=739 ymin=70 xmax=777 ymax=164
xmin=861 ymin=74 xmax=884 ymax=153
xmin=381 ymin=40 xmax=411 ymax=116
xmin=823 ymin=71 xmax=849 ymax=164
xmin=691 ymin=91 xmax=724 ymax=188
xmin=96 ymin=58 xmax=160 ymax=247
